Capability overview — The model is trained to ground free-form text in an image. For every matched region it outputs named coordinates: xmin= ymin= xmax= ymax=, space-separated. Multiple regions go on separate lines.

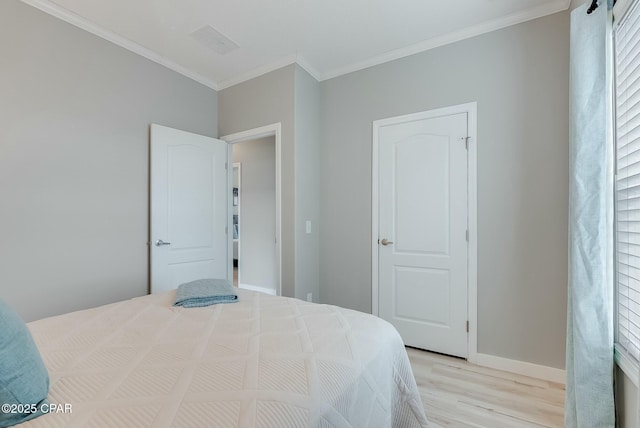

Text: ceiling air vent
xmin=190 ymin=25 xmax=239 ymax=55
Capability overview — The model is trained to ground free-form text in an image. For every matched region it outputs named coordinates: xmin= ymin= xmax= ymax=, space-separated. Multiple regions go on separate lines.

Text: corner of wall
xmin=293 ymin=64 xmax=322 ymax=302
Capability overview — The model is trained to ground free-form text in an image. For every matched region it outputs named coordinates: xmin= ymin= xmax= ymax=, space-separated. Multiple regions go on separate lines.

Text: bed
xmin=18 ymin=289 xmax=429 ymax=427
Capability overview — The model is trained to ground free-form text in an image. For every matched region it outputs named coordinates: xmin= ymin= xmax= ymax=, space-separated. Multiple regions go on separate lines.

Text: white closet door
xmin=377 ymin=112 xmax=469 ymax=358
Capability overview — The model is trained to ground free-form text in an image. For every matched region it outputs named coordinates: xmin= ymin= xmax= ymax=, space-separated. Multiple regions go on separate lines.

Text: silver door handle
xmin=380 ymin=238 xmax=394 ymax=246
xmin=155 ymin=239 xmax=171 ymax=246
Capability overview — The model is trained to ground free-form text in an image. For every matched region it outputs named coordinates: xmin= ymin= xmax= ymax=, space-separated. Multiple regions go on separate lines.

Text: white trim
xmin=20 ymin=0 xmax=219 ymax=91
xmin=319 ymin=0 xmax=570 ymax=81
xmin=295 ymin=56 xmax=323 ymax=82
xmin=238 ymin=283 xmax=277 ymax=296
xmin=473 ymin=353 xmax=566 ymax=385
xmin=218 ymin=1 xmax=570 ymax=88
xmin=615 ymin=344 xmax=640 ymax=388
xmin=22 ymin=0 xmax=569 ymax=91
xmin=222 ymin=124 xmax=281 ymax=144
xmin=221 ymin=123 xmax=283 ymax=297
xmin=217 ymin=55 xmax=298 ymax=90
xmin=217 ymin=54 xmax=323 ymax=90
xmin=371 ymin=102 xmax=478 ymax=360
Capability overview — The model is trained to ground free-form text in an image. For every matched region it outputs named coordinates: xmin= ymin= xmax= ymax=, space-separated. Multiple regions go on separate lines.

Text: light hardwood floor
xmin=407 ymin=347 xmax=565 ymax=428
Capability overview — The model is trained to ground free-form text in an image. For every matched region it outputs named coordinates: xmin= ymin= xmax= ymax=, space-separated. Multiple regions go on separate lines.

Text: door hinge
xmin=466 ymin=229 xmax=469 ymax=242
xmin=462 ymin=136 xmax=470 ymax=150
xmin=466 ymin=321 xmax=469 ymax=333
xmin=225 ymin=226 xmax=228 ymax=235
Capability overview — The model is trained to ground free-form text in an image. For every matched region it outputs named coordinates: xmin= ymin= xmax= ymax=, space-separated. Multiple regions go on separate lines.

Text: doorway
xmin=232 ymin=162 xmax=241 ymax=286
xmin=231 ymin=136 xmax=276 ymax=294
xmin=222 ymin=124 xmax=282 ymax=296
xmin=372 ymin=103 xmax=478 ymax=359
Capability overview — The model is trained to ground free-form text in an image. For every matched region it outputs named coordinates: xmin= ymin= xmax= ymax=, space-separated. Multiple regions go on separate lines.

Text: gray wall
xmin=4 ymin=0 xmax=570 ymax=371
xmin=232 ymin=137 xmax=277 ymax=290
xmin=218 ymin=65 xmax=296 ymax=297
xmin=0 ymin=0 xmax=218 ymax=321
xmin=219 ymin=64 xmax=322 ymax=302
xmin=293 ymin=65 xmax=321 ymax=302
xmin=319 ymin=12 xmax=569 ymax=368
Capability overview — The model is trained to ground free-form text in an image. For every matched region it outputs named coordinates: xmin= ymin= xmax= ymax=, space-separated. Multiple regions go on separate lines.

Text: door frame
xmin=371 ymin=102 xmax=478 ymax=361
xmin=221 ymin=123 xmax=282 ymax=296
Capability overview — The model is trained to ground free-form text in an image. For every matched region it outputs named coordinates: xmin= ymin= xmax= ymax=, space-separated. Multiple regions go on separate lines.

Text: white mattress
xmin=21 ymin=290 xmax=429 ymax=427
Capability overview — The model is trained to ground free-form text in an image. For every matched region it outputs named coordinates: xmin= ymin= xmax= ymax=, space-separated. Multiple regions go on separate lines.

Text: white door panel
xmin=377 ymin=112 xmax=468 ymax=358
xmin=393 ymin=134 xmax=450 ymax=255
xmin=150 ymin=124 xmax=228 ymax=294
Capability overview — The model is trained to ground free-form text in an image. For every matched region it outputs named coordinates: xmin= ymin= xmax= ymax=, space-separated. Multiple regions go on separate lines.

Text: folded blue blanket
xmin=173 ymin=278 xmax=238 ymax=308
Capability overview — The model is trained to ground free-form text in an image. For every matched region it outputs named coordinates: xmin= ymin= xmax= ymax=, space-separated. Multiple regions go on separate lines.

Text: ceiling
xmin=22 ymin=0 xmax=570 ymax=90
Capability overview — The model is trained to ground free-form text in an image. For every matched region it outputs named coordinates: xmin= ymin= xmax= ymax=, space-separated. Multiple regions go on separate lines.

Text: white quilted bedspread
xmin=21 ymin=290 xmax=429 ymax=428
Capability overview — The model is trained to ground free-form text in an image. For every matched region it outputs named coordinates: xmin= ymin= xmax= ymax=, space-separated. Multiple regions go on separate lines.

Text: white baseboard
xmin=238 ymin=283 xmax=277 ymax=295
xmin=470 ymin=353 xmax=566 ymax=384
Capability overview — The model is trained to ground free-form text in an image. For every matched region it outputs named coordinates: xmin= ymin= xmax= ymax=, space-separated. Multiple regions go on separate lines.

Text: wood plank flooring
xmin=407 ymin=347 xmax=565 ymax=427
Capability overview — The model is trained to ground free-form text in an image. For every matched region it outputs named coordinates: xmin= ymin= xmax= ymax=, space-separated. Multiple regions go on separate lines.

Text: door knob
xmin=380 ymin=238 xmax=394 ymax=246
xmin=155 ymin=239 xmax=171 ymax=246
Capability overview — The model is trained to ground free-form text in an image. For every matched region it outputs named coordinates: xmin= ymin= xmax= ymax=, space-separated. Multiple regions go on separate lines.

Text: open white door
xmin=150 ymin=124 xmax=228 ymax=294
xmin=375 ymin=110 xmax=469 ymax=358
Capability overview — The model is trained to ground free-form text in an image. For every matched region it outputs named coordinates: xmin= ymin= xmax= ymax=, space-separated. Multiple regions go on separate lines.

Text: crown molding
xmin=294 ymin=56 xmax=323 ymax=82
xmin=216 ymin=54 xmax=323 ymax=91
xmin=21 ymin=0 xmax=571 ymax=91
xmin=20 ymin=0 xmax=219 ymax=91
xmin=216 ymin=54 xmax=298 ymax=90
xmin=318 ymin=0 xmax=571 ymax=81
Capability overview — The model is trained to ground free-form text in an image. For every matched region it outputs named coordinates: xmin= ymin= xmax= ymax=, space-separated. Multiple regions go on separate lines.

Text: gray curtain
xmin=565 ymin=2 xmax=615 ymax=428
